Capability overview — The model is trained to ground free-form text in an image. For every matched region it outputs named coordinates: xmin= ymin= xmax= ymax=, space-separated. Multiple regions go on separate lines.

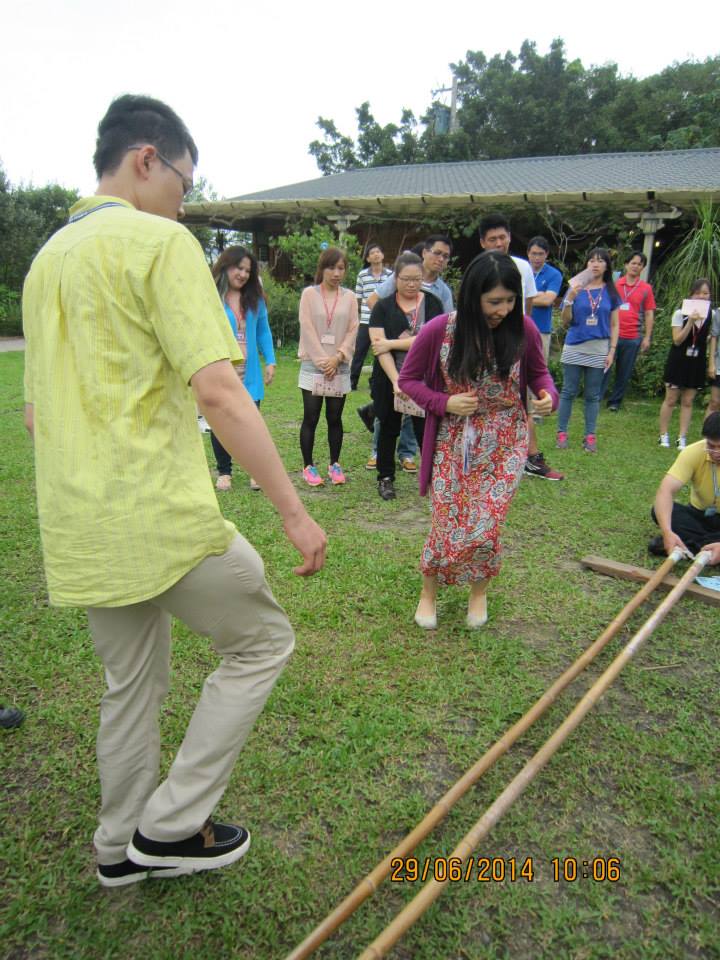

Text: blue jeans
xmin=558 ymin=364 xmax=604 ymax=436
xmin=372 ymin=414 xmax=417 ymax=460
xmin=601 ymin=337 xmax=641 ymax=407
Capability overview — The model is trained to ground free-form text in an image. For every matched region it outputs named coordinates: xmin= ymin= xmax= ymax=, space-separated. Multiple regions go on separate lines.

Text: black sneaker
xmin=0 ymin=705 xmax=24 ymax=729
xmin=647 ymin=536 xmax=666 ymax=557
xmin=378 ymin=477 xmax=396 ymax=501
xmin=127 ymin=820 xmax=250 ymax=873
xmin=357 ymin=404 xmax=375 ymax=433
xmin=97 ymin=858 xmax=185 ymax=888
xmin=523 ymin=452 xmax=564 ymax=481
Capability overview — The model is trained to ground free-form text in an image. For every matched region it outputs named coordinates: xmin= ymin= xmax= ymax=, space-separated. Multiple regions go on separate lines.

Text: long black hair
xmin=586 ymin=247 xmax=619 ymax=302
xmin=212 ymin=246 xmax=263 ymax=314
xmin=447 ymin=251 xmax=525 ymax=384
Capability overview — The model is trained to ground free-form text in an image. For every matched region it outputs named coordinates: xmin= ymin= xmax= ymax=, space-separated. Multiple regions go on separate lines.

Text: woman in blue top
xmin=557 ymin=248 xmax=620 ymax=453
xmin=210 ymin=246 xmax=276 ymax=490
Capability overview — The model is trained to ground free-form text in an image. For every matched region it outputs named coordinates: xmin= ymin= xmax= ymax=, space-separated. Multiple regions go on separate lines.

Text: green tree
xmin=307 ymin=42 xmax=720 ymax=174
xmin=0 ymin=168 xmax=79 ymax=291
xmin=274 ymin=223 xmax=362 ymax=290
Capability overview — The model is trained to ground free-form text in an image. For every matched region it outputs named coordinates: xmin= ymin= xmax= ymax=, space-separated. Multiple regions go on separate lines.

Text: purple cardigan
xmin=398 ymin=314 xmax=559 ymax=495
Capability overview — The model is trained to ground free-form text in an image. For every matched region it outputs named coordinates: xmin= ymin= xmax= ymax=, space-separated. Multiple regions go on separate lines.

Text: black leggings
xmin=211 ymin=400 xmax=260 ymax=474
xmin=300 ymin=389 xmax=346 ymax=467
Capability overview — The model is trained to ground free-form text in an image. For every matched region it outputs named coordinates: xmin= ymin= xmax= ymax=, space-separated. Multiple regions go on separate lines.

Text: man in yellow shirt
xmin=23 ymin=95 xmax=326 ymax=887
xmin=650 ymin=412 xmax=720 ymax=563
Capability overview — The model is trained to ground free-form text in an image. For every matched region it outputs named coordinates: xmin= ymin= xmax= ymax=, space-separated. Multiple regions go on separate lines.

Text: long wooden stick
xmin=285 ymin=551 xmax=681 ymax=960
xmin=358 ymin=550 xmax=710 ymax=959
xmin=582 ymin=555 xmax=720 ymax=607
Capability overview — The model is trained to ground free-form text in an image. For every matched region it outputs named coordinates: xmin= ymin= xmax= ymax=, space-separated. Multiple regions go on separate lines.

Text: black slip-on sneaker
xmin=127 ymin=820 xmax=250 ymax=873
xmin=97 ymin=858 xmax=186 ymax=888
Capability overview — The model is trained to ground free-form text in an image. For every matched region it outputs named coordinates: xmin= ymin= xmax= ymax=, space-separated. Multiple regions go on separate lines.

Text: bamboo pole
xmin=285 ymin=551 xmax=682 ymax=960
xmin=358 ymin=550 xmax=710 ymax=960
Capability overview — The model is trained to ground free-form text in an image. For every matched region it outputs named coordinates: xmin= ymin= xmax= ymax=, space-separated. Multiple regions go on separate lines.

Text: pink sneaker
xmin=328 ymin=462 xmax=346 ymax=485
xmin=302 ymin=465 xmax=325 ymax=487
xmin=556 ymin=432 xmax=569 ymax=449
xmin=583 ymin=434 xmax=597 ymax=453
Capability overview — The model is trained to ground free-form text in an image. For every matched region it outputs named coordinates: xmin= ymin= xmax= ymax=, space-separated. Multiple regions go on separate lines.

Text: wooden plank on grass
xmin=581 ymin=555 xmax=720 ymax=608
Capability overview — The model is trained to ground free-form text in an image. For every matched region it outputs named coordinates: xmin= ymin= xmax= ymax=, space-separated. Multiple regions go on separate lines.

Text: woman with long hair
xmin=398 ymin=251 xmax=558 ymax=629
xmin=367 ymin=251 xmax=444 ymax=500
xmin=210 ymin=246 xmax=276 ymax=490
xmin=658 ymin=277 xmax=714 ymax=449
xmin=297 ymin=247 xmax=358 ymax=486
xmin=557 ymin=247 xmax=620 ymax=453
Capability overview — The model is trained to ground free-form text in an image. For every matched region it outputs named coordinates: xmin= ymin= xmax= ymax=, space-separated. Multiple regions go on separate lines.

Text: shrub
xmin=261 ymin=271 xmax=300 ymax=346
xmin=0 ymin=284 xmax=22 ymax=336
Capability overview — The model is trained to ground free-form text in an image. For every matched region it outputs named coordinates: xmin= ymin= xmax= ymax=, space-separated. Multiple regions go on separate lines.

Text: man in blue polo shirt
xmin=527 ymin=236 xmax=563 ymax=362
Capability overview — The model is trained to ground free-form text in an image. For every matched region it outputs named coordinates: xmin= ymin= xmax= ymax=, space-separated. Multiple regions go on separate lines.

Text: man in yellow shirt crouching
xmin=650 ymin=412 xmax=720 ymax=564
xmin=23 ymin=94 xmax=326 ymax=887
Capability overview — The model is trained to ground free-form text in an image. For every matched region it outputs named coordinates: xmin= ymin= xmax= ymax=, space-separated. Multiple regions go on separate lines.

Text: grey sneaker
xmin=378 ymin=477 xmax=396 ymax=501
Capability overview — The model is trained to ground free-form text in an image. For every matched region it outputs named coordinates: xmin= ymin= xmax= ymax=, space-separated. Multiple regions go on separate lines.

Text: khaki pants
xmin=87 ymin=534 xmax=294 ymax=864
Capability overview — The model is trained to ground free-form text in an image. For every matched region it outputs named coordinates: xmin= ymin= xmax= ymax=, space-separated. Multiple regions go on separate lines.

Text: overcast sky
xmin=2 ymin=0 xmax=717 ymax=199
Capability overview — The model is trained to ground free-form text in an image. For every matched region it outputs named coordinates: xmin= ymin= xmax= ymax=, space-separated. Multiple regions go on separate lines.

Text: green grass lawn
xmin=2 ymin=350 xmax=718 ymax=960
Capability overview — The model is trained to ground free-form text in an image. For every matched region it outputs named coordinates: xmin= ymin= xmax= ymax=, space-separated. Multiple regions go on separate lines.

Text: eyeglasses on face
xmin=429 ymin=249 xmax=450 ymax=260
xmin=126 ymin=145 xmax=194 ymax=198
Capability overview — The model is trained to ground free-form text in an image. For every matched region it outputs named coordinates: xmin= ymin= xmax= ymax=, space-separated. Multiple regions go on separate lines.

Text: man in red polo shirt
xmin=602 ymin=252 xmax=656 ymax=411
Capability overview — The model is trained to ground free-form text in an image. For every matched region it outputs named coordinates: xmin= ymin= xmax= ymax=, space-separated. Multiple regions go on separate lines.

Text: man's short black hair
xmin=625 ymin=251 xmax=648 ymax=267
xmin=702 ymin=412 xmax=720 ymax=440
xmin=527 ymin=236 xmax=550 ymax=253
xmin=93 ymin=94 xmax=198 ymax=178
xmin=479 ymin=214 xmax=510 ymax=238
xmin=423 ymin=234 xmax=453 ymax=253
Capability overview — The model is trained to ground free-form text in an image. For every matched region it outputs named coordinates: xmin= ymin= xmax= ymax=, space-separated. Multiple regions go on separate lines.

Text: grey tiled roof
xmin=232 ymin=149 xmax=720 ymax=201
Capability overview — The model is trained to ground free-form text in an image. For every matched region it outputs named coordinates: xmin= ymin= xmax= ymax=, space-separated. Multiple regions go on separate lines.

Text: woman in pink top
xmin=297 ymin=248 xmax=358 ymax=486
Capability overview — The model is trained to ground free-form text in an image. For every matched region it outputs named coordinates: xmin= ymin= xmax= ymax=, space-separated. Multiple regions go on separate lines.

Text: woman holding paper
xmin=557 ymin=247 xmax=620 ymax=453
xmin=398 ymin=251 xmax=558 ymax=629
xmin=658 ymin=278 xmax=713 ymax=449
xmin=368 ymin=252 xmax=445 ymax=501
xmin=297 ymin=248 xmax=358 ymax=486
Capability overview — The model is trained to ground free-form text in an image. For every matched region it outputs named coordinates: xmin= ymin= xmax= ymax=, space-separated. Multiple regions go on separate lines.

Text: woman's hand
xmin=530 ymin=389 xmax=553 ymax=417
xmin=318 ymin=356 xmax=339 ymax=379
xmin=603 ymin=348 xmax=616 ymax=372
xmin=264 ymin=364 xmax=276 ymax=386
xmin=372 ymin=338 xmax=393 ymax=356
xmin=392 ymin=380 xmax=405 ymax=397
xmin=446 ymin=392 xmax=479 ymax=415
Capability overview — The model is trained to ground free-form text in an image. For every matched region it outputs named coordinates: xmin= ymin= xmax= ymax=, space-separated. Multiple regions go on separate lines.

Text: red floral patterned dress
xmin=420 ymin=316 xmax=528 ymax=585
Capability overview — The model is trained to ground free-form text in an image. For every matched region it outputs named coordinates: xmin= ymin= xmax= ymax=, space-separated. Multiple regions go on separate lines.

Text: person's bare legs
xmin=414 ymin=574 xmax=438 ymax=629
xmin=705 ymin=385 xmax=720 ymax=421
xmin=658 ymin=386 xmax=678 ymax=439
xmin=467 ymin=579 xmax=488 ymax=628
xmin=678 ymin=389 xmax=696 ymax=442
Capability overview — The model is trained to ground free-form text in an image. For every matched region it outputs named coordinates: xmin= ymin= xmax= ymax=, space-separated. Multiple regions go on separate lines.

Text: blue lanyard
xmin=68 ymin=201 xmax=125 ymax=224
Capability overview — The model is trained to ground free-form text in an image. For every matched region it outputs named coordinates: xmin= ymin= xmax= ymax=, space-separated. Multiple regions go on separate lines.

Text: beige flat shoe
xmin=249 ymin=478 xmax=261 ymax=491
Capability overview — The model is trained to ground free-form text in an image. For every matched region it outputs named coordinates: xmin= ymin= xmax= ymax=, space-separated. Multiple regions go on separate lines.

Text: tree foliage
xmin=273 ymin=224 xmax=363 ymax=290
xmin=308 ymin=40 xmax=720 ymax=174
xmin=0 ymin=167 xmax=79 ymax=291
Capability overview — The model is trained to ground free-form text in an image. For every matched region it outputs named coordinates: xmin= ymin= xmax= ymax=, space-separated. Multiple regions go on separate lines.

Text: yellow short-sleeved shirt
xmin=23 ymin=196 xmax=243 ymax=607
xmin=667 ymin=440 xmax=720 ymax=512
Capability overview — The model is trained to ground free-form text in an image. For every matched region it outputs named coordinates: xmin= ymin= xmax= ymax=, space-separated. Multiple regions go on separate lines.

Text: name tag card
xmin=321 ymin=334 xmax=336 ymax=345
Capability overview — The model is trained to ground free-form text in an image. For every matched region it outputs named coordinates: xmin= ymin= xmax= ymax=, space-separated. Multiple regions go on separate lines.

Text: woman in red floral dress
xmin=398 ymin=252 xmax=558 ymax=629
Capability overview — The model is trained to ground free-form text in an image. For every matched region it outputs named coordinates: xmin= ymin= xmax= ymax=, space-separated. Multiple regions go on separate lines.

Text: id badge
xmin=686 ymin=346 xmax=699 ymax=358
xmin=705 ymin=506 xmax=717 ymax=518
xmin=321 ymin=334 xmax=336 ymax=345
xmin=586 ymin=314 xmax=598 ymax=327
xmin=619 ymin=303 xmax=630 ymax=311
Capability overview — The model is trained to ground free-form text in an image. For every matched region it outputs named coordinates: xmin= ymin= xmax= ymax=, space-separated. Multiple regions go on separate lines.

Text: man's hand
xmin=264 ymin=364 xmax=276 ymax=386
xmin=699 ymin=542 xmax=720 ymax=565
xmin=530 ymin=389 xmax=553 ymax=417
xmin=446 ymin=392 xmax=479 ymax=415
xmin=283 ymin=511 xmax=327 ymax=576
xmin=641 ymin=336 xmax=651 ymax=353
xmin=663 ymin=530 xmax=690 ymax=557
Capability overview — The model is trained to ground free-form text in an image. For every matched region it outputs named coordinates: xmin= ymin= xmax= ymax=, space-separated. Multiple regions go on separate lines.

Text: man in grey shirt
xmin=367 ymin=235 xmax=454 ymax=314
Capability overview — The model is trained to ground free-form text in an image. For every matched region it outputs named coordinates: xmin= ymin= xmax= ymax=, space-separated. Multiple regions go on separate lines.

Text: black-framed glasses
xmin=127 ymin=145 xmax=194 ymax=198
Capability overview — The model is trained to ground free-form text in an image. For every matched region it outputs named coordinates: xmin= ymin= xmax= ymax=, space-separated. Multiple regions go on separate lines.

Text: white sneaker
xmin=676 ymin=436 xmax=686 ymax=450
xmin=198 ymin=416 xmax=211 ymax=433
xmin=658 ymin=433 xmax=670 ymax=448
